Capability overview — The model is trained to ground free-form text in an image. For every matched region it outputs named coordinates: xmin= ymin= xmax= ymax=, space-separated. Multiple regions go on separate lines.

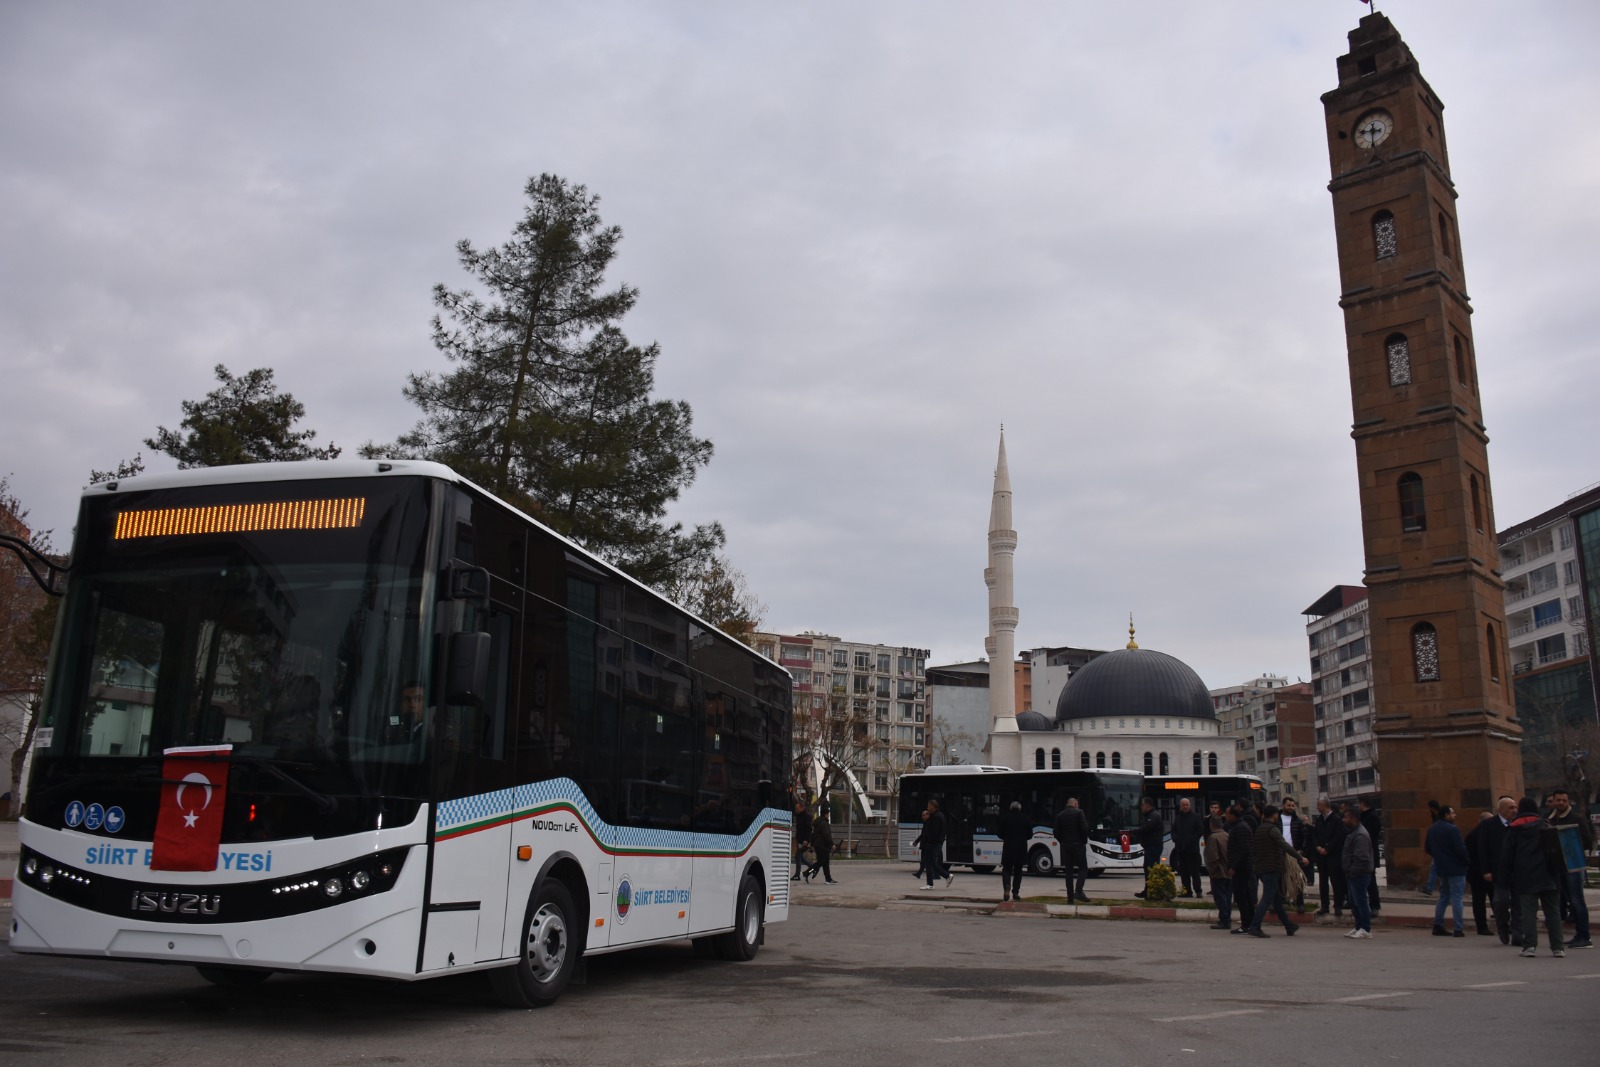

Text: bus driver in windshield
xmin=385 ymin=682 xmax=426 ymax=745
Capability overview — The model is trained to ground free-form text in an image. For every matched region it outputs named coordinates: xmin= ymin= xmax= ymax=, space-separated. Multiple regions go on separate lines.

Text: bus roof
xmin=80 ymin=459 xmax=788 ymax=678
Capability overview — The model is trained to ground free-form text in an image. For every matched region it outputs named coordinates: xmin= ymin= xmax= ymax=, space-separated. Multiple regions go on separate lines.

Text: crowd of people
xmin=789 ymin=790 xmax=1594 ymax=958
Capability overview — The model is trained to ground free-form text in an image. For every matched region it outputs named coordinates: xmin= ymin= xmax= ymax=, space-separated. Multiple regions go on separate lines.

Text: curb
xmin=892 ymin=895 xmax=1445 ymax=930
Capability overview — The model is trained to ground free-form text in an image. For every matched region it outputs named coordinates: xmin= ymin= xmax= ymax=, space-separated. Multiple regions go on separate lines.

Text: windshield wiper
xmin=226 ymin=754 xmax=339 ymax=814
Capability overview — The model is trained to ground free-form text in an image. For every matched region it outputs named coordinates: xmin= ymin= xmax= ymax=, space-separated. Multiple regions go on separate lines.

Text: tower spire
xmin=985 ymin=428 xmax=1019 ymax=734
xmin=1126 ymin=612 xmax=1139 ymax=650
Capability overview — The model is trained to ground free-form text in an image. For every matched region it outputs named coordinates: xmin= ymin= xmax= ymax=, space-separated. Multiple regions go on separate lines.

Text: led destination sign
xmin=113 ymin=497 xmax=367 ymax=540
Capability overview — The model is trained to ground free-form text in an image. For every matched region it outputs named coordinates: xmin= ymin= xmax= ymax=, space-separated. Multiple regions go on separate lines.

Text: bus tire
xmin=713 ymin=872 xmax=764 ymax=962
xmin=490 ymin=878 xmax=581 ymax=1008
xmin=1027 ymin=847 xmax=1055 ymax=877
xmin=195 ymin=965 xmax=271 ymax=987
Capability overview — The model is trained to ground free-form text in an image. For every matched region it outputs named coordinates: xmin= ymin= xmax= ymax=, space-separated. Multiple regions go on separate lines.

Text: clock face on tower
xmin=1353 ymin=110 xmax=1394 ymax=149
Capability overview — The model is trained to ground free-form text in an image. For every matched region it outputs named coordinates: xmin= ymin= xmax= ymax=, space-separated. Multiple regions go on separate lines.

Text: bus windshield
xmin=34 ymin=477 xmax=435 ymax=837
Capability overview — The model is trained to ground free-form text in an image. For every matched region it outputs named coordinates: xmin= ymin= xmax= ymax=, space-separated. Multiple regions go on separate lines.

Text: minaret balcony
xmin=990 ymin=607 xmax=1019 ymax=629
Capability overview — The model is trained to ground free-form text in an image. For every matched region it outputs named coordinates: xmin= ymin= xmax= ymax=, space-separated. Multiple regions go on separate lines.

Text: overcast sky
xmin=3 ymin=2 xmax=1596 ymax=693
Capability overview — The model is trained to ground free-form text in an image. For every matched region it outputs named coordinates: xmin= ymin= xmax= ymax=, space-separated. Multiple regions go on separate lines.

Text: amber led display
xmin=113 ymin=497 xmax=367 ymax=539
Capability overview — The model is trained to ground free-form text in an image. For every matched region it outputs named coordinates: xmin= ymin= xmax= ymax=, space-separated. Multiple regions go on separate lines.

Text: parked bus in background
xmin=897 ymin=767 xmax=1145 ymax=877
xmin=1144 ymin=774 xmax=1265 ymax=859
xmin=12 ymin=460 xmax=792 ymax=1006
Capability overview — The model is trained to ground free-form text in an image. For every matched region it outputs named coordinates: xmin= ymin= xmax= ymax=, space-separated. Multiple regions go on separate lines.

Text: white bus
xmin=897 ymin=767 xmax=1146 ymax=877
xmin=11 ymin=460 xmax=793 ymax=1006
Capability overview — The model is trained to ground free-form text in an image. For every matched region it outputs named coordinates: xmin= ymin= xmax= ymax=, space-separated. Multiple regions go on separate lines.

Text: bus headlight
xmin=350 ymin=870 xmax=371 ymax=891
xmin=323 ymin=878 xmax=345 ymax=899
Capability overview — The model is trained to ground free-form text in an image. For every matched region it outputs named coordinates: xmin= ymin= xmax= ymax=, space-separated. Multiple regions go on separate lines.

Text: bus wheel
xmin=713 ymin=872 xmax=764 ymax=961
xmin=1027 ymin=847 xmax=1055 ymax=877
xmin=490 ymin=878 xmax=581 ymax=1008
xmin=195 ymin=965 xmax=271 ymax=987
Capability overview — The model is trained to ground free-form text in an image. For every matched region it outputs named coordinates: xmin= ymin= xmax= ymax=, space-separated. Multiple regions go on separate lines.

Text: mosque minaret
xmin=985 ymin=429 xmax=1019 ymax=737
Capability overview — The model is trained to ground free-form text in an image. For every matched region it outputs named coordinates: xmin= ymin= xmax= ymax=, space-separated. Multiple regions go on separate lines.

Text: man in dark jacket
xmin=1464 ymin=812 xmax=1494 ymax=935
xmin=1424 ymin=805 xmax=1470 ymax=936
xmin=918 ymin=800 xmax=953 ymax=890
xmin=1053 ymin=797 xmax=1091 ymax=903
xmin=1498 ymin=797 xmax=1564 ymax=957
xmin=1546 ymin=789 xmax=1593 ymax=949
xmin=1226 ymin=805 xmax=1257 ymax=932
xmin=1358 ymin=798 xmax=1383 ymax=914
xmin=1133 ymin=797 xmax=1163 ymax=898
xmin=1479 ymin=795 xmax=1516 ymax=943
xmin=1170 ymin=798 xmax=1206 ymax=898
xmin=1246 ymin=804 xmax=1310 ymax=937
xmin=998 ymin=801 xmax=1031 ymax=903
xmin=1341 ymin=808 xmax=1375 ymax=937
xmin=1313 ymin=796 xmax=1348 ymax=917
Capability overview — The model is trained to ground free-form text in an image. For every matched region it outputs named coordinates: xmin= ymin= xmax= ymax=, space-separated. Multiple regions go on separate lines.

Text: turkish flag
xmin=151 ymin=745 xmax=233 ymax=872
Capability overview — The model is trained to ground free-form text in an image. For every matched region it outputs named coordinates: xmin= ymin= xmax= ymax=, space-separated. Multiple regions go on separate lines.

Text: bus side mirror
xmin=446 ymin=631 xmax=491 ymax=706
xmin=445 ymin=564 xmax=491 ymax=608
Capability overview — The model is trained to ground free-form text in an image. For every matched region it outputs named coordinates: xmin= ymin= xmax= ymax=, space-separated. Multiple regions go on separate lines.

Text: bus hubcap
xmin=527 ymin=903 xmax=567 ymax=982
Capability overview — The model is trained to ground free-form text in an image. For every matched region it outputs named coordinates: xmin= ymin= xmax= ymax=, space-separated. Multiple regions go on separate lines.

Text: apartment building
xmin=1303 ymin=585 xmax=1379 ymax=802
xmin=752 ymin=631 xmax=929 ymax=820
xmin=1209 ymin=675 xmax=1313 ymax=801
xmin=1497 ymin=482 xmax=1600 ymax=797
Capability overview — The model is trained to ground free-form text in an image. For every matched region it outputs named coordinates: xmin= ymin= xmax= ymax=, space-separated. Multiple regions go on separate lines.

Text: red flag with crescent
xmin=151 ymin=745 xmax=233 ymax=871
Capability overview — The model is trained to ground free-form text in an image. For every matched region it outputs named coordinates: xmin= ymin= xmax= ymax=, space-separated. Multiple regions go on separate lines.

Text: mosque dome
xmin=1015 ymin=710 xmax=1054 ymax=731
xmin=1054 ymin=647 xmax=1215 ymax=724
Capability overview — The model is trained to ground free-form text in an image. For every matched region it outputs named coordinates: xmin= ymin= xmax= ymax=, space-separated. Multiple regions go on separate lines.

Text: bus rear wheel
xmin=490 ymin=878 xmax=581 ymax=1008
xmin=195 ymin=965 xmax=272 ymax=987
xmin=712 ymin=872 xmax=764 ymax=961
xmin=1027 ymin=847 xmax=1055 ymax=877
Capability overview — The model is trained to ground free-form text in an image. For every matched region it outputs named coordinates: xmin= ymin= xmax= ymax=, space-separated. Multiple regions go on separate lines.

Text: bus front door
xmin=945 ymin=799 xmax=975 ymax=866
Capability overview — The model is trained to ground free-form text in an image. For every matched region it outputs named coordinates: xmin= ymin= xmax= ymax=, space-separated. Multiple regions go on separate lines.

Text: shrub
xmin=1145 ymin=862 xmax=1178 ymax=902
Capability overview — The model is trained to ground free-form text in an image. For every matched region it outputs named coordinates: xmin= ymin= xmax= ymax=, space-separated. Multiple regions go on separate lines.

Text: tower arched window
xmin=1454 ymin=335 xmax=1468 ymax=386
xmin=1438 ymin=211 xmax=1455 ymax=259
xmin=1081 ymin=752 xmax=1091 ymax=769
xmin=1372 ymin=210 xmax=1397 ymax=260
xmin=1143 ymin=752 xmax=1154 ymax=776
xmin=1486 ymin=624 xmax=1501 ymax=684
xmin=1413 ymin=622 xmax=1441 ymax=682
xmin=1111 ymin=752 xmax=1122 ymax=769
xmin=1035 ymin=748 xmax=1046 ymax=769
xmin=1399 ymin=472 xmax=1427 ymax=532
xmin=1096 ymin=751 xmax=1106 ymax=769
xmin=1386 ymin=332 xmax=1412 ymax=386
xmin=1208 ymin=752 xmax=1219 ymax=775
xmin=1159 ymin=752 xmax=1170 ymax=775
xmin=1051 ymin=748 xmax=1062 ymax=770
xmin=1470 ymin=474 xmax=1484 ymax=532
xmin=1193 ymin=751 xmax=1203 ymax=774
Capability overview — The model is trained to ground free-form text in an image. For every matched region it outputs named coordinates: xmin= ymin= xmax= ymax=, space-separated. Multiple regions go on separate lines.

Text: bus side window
xmin=436 ymin=608 xmax=516 ymax=799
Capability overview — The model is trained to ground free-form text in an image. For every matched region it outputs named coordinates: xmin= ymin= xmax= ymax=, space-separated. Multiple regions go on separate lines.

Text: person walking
xmin=1342 ymin=807 xmax=1375 ymax=939
xmin=791 ymin=800 xmax=813 ymax=882
xmin=1479 ymin=796 xmax=1516 ymax=944
xmin=1133 ymin=797 xmax=1163 ymax=899
xmin=1358 ymin=797 xmax=1383 ymax=915
xmin=1425 ymin=805 xmax=1469 ymax=937
xmin=1498 ymin=796 xmax=1565 ymax=957
xmin=1204 ymin=814 xmax=1233 ymax=930
xmin=919 ymin=799 xmax=953 ymax=890
xmin=1226 ymin=804 xmax=1258 ymax=933
xmin=998 ymin=801 xmax=1030 ymax=902
xmin=1546 ymin=789 xmax=1593 ymax=949
xmin=1313 ymin=795 xmax=1348 ymax=919
xmin=810 ymin=807 xmax=838 ymax=884
xmin=1171 ymin=797 xmax=1206 ymax=898
xmin=1464 ymin=811 xmax=1495 ymax=936
xmin=1246 ymin=804 xmax=1310 ymax=938
xmin=1053 ymin=797 xmax=1091 ymax=903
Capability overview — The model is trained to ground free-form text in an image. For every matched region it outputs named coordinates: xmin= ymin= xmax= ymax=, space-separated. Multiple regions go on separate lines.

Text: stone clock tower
xmin=1321 ymin=14 xmax=1522 ymax=886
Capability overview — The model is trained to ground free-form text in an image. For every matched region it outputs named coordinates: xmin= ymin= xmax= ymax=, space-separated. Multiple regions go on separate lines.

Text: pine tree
xmin=388 ymin=174 xmax=722 ymax=586
xmin=146 ymin=364 xmax=340 ymax=468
